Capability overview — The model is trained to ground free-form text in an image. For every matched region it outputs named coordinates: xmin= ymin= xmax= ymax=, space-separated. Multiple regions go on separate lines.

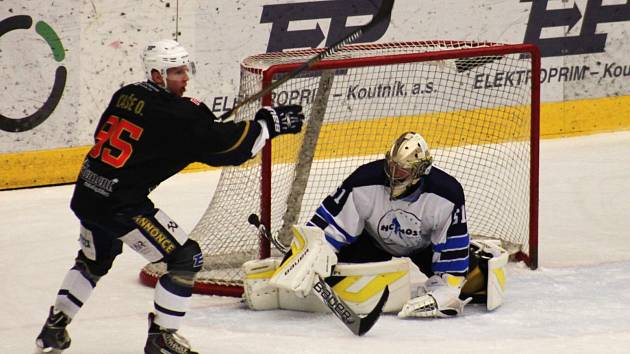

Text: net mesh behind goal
xmin=140 ymin=41 xmax=540 ymax=296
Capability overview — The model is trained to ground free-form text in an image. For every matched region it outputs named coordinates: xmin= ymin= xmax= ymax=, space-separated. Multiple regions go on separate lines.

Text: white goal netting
xmin=141 ymin=41 xmax=540 ymax=295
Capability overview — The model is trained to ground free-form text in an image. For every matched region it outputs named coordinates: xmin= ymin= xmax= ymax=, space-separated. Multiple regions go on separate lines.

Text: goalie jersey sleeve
xmin=308 ymin=159 xmax=469 ymax=277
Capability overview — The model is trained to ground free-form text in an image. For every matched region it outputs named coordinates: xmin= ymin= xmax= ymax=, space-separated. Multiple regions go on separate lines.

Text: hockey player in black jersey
xmin=244 ymin=132 xmax=508 ymax=319
xmin=36 ymin=39 xmax=305 ymax=354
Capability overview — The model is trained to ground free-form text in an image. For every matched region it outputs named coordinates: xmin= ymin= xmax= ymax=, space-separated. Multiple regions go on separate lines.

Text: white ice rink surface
xmin=2 ymin=132 xmax=630 ymax=354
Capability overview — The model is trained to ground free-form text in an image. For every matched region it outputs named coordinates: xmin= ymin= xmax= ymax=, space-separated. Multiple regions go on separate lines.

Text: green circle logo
xmin=0 ymin=15 xmax=67 ymax=132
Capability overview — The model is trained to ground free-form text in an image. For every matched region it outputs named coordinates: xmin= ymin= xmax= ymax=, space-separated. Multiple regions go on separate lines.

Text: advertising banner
xmin=1 ymin=0 xmax=629 ymax=189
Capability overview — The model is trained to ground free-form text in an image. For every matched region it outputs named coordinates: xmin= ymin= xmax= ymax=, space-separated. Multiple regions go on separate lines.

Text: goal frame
xmin=257 ymin=42 xmax=540 ymax=269
xmin=139 ymin=41 xmax=541 ymax=296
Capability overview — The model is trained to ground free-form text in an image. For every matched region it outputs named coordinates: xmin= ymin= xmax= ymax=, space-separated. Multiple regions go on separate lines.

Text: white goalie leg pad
xmin=243 ymin=257 xmax=326 ymax=312
xmin=472 ymin=240 xmax=509 ymax=311
xmin=278 ymin=258 xmax=412 ymax=314
xmin=244 ymin=257 xmax=412 ymax=315
xmin=242 ymin=257 xmax=281 ymax=310
xmin=329 ymin=258 xmax=410 ymax=314
xmin=278 ymin=289 xmax=330 ymax=312
xmin=269 ymin=225 xmax=337 ymax=298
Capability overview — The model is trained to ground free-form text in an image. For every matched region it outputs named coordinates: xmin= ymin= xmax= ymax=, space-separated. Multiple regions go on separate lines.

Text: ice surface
xmin=2 ymin=132 xmax=630 ymax=353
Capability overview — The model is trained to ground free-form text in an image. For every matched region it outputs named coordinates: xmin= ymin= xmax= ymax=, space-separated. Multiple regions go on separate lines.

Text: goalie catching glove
xmin=398 ymin=273 xmax=472 ymax=318
xmin=255 ymin=105 xmax=304 ymax=139
xmin=269 ymin=225 xmax=337 ymax=298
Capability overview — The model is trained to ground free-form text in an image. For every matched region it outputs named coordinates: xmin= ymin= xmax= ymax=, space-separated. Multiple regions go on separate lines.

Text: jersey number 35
xmin=88 ymin=115 xmax=144 ymax=168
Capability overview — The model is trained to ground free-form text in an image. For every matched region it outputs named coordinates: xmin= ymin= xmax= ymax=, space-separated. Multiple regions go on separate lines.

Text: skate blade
xmin=34 ymin=347 xmax=64 ymax=354
xmin=35 ymin=340 xmax=64 ymax=353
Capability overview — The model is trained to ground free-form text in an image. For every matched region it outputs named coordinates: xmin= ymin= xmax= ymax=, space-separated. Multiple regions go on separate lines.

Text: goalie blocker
xmin=243 ymin=227 xmax=509 ymax=315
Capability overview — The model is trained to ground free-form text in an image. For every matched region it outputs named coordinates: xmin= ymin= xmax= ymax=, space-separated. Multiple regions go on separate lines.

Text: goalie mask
xmin=142 ymin=39 xmax=196 ymax=86
xmin=385 ymin=132 xmax=433 ymax=199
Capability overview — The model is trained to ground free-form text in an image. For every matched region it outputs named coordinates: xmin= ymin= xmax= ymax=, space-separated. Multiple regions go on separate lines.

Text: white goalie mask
xmin=142 ymin=39 xmax=196 ymax=85
xmin=385 ymin=132 xmax=433 ymax=199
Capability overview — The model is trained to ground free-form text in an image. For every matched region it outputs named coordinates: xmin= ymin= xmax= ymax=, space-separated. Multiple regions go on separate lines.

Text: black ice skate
xmin=35 ymin=306 xmax=71 ymax=353
xmin=144 ymin=313 xmax=199 ymax=354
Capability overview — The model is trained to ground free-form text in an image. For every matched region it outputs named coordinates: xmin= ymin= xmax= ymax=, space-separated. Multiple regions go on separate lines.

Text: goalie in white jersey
xmin=243 ymin=132 xmax=508 ymax=318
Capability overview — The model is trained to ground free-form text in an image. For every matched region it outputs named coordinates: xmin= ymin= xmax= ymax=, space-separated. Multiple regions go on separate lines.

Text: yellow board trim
xmin=333 ymin=271 xmax=407 ymax=303
xmin=0 ymin=146 xmax=217 ymax=190
xmin=541 ymin=95 xmax=630 ymax=138
xmin=1 ymin=146 xmax=87 ymax=189
xmin=2 ymin=95 xmax=629 ymax=190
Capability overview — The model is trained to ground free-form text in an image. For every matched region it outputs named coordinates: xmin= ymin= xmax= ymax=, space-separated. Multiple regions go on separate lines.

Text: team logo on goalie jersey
xmin=377 ymin=209 xmax=428 ymax=248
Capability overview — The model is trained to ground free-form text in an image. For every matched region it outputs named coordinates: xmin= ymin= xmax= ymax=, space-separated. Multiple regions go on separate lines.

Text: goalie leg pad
xmin=243 ymin=257 xmax=328 ymax=312
xmin=462 ymin=239 xmax=509 ymax=311
xmin=329 ymin=258 xmax=410 ymax=314
xmin=280 ymin=258 xmax=411 ymax=314
xmin=243 ymin=258 xmax=281 ymax=310
xmin=486 ymin=243 xmax=508 ymax=310
xmin=243 ymin=257 xmax=412 ymax=315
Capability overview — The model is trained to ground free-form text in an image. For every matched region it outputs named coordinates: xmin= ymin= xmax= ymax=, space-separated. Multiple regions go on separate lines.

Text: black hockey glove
xmin=255 ymin=105 xmax=304 ymax=139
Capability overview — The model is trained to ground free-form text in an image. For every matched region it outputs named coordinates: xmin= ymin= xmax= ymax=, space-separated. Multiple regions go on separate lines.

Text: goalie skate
xmin=35 ymin=306 xmax=71 ymax=353
xmin=144 ymin=313 xmax=199 ymax=354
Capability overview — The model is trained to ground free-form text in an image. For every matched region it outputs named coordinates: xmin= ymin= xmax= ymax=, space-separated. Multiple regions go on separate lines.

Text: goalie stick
xmin=248 ymin=213 xmax=288 ymax=254
xmin=219 ymin=0 xmax=395 ymax=121
xmin=248 ymin=214 xmax=389 ymax=336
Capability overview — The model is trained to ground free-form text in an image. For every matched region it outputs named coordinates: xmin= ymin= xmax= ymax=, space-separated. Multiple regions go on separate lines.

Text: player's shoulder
xmin=116 ymin=81 xmax=160 ymax=95
xmin=114 ymin=82 xmax=204 ymax=106
xmin=169 ymin=96 xmax=217 ymax=123
xmin=343 ymin=159 xmax=388 ymax=189
xmin=424 ymin=166 xmax=465 ymax=205
xmin=109 ymin=81 xmax=164 ymax=106
xmin=181 ymin=96 xmax=213 ymax=114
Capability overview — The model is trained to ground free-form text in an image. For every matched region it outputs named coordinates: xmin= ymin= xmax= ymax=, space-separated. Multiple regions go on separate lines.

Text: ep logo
xmin=522 ymin=0 xmax=630 ymax=57
xmin=260 ymin=0 xmax=391 ymax=52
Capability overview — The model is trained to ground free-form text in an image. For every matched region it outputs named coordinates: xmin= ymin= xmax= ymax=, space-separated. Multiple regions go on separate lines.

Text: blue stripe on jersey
xmin=307 ymin=220 xmax=345 ymax=250
xmin=433 ymin=233 xmax=469 ymax=252
xmin=432 ymin=258 xmax=469 ymax=273
xmin=315 ymin=205 xmax=357 ymax=243
xmin=325 ymin=235 xmax=345 ymax=250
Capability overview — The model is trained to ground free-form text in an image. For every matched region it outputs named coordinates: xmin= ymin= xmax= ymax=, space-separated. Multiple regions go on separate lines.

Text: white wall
xmin=1 ymin=0 xmax=629 ymax=153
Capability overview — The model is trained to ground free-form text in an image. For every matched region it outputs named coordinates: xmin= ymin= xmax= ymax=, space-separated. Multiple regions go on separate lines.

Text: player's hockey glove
xmin=255 ymin=105 xmax=304 ymax=138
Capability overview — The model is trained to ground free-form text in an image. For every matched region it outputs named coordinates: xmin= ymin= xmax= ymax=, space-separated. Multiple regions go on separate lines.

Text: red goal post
xmin=140 ymin=40 xmax=540 ymax=296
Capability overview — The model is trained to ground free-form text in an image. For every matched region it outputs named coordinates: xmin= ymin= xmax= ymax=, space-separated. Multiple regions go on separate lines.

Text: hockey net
xmin=140 ymin=41 xmax=540 ymax=296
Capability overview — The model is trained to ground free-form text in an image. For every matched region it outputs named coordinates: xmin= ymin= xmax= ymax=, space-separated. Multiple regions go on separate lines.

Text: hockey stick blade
xmin=313 ymin=276 xmax=389 ymax=336
xmin=219 ymin=0 xmax=394 ymax=120
xmin=357 ymin=285 xmax=389 ymax=336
